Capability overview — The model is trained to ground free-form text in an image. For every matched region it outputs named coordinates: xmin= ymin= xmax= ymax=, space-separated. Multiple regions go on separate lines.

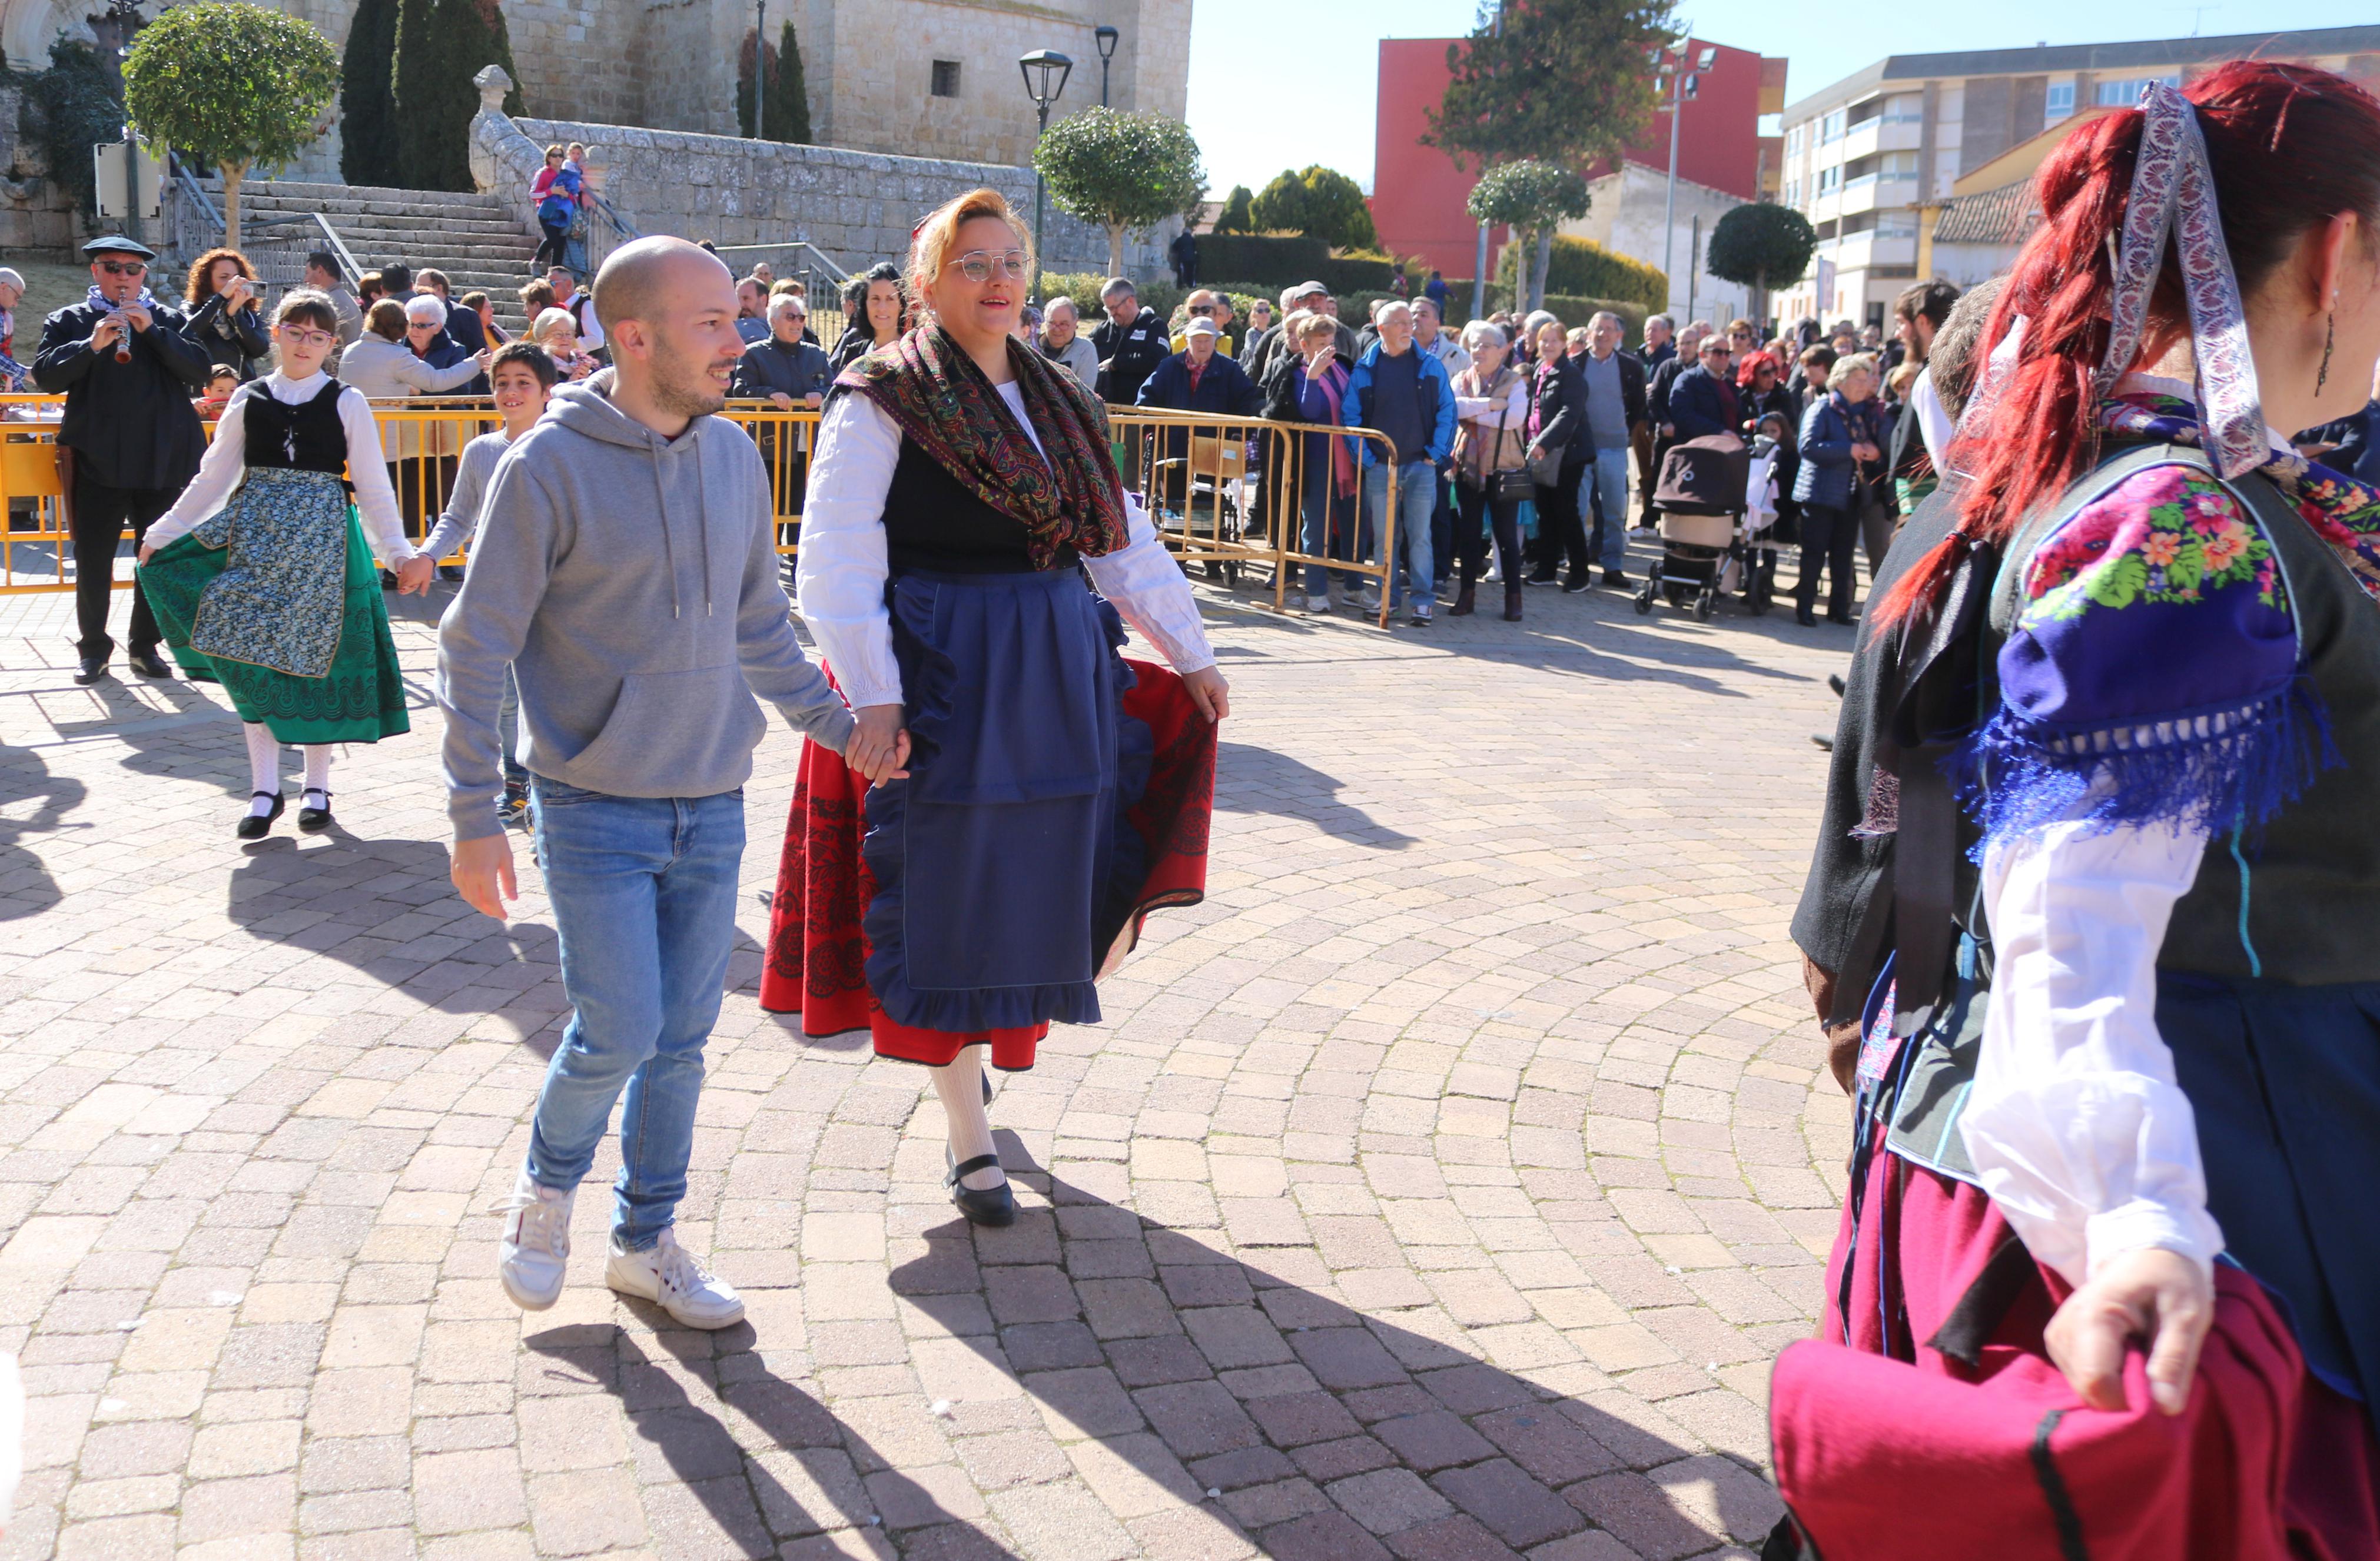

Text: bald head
xmin=592 ymin=237 xmax=732 ymax=338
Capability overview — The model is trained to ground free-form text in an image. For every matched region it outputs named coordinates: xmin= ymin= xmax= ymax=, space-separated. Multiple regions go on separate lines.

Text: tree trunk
xmin=1754 ymin=265 xmax=1767 ymax=332
xmin=222 ymin=161 xmax=245 ymax=250
xmin=1106 ymin=222 xmax=1125 ymax=279
xmin=1530 ymin=225 xmax=1553 ymax=313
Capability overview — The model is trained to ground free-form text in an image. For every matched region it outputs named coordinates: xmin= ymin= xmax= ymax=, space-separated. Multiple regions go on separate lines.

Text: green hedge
xmin=1039 ymin=273 xmax=1184 ymax=324
xmin=1192 ymin=234 xmax=1328 ymax=283
xmin=1491 ymin=236 xmax=1667 ymax=312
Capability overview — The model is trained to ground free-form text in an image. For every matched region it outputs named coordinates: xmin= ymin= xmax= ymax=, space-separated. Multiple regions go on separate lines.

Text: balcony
xmin=1835 ymin=171 xmax=1920 ymax=217
xmin=1808 ymin=188 xmax=1841 ymax=225
xmin=1837 ymin=114 xmax=1924 ymax=164
xmin=1829 ymin=231 xmax=1918 ymax=273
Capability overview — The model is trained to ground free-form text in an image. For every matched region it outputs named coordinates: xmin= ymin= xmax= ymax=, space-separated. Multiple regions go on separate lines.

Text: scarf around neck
xmin=837 ymin=324 xmax=1127 ymax=567
xmin=2102 ymin=389 xmax=2380 ymax=603
xmin=86 ymin=284 xmax=158 ymax=314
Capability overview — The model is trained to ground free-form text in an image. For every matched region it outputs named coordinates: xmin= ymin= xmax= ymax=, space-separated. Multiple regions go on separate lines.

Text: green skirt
xmin=141 ymin=508 xmax=410 ymax=745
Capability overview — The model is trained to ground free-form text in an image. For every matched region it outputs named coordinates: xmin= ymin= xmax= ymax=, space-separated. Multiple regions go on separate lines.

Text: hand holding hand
xmin=451 ymin=833 xmax=518 ymax=921
xmin=2045 ymin=1247 xmax=2214 ymax=1416
xmin=394 ymin=554 xmax=439 ymax=594
xmin=846 ymin=703 xmax=911 ymax=787
xmin=1180 ymin=666 xmax=1231 ymax=722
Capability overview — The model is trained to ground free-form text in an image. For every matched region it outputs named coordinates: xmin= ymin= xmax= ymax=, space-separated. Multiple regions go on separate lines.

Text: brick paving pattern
xmin=0 ymin=563 xmax=1855 ymax=1560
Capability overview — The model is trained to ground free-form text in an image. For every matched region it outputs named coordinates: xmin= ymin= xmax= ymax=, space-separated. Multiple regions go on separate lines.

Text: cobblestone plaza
xmin=0 ymin=571 xmax=1854 ymax=1560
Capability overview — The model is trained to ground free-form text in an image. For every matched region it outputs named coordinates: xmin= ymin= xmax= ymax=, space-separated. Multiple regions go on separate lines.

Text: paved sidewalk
xmin=0 ymin=562 xmax=1857 ymax=1561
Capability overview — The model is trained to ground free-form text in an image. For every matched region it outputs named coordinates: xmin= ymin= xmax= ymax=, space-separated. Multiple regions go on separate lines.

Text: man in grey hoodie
xmin=437 ymin=238 xmax=868 ymax=1330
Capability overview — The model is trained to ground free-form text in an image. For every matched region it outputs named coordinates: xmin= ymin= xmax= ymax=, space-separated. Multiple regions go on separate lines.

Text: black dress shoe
xmin=1796 ymin=609 xmax=1818 ymax=627
xmin=1561 ymin=577 xmax=1591 ymax=594
xmin=127 ymin=649 xmax=172 ymax=679
xmin=1827 ymin=612 xmax=1857 ymax=626
xmin=1603 ymin=569 xmax=1630 ymax=587
xmin=1524 ymin=572 xmax=1558 ymax=586
xmin=945 ymin=1150 xmax=1016 ymax=1227
xmin=73 ymin=655 xmax=107 ymax=685
xmin=236 ymin=792 xmax=286 ymax=841
xmin=297 ymin=791 xmax=333 ymax=833
xmin=1828 ymin=673 xmax=1847 ymax=696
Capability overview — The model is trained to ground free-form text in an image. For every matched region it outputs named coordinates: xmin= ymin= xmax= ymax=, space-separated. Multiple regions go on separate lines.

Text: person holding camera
xmin=184 ymin=248 xmax=270 ymax=382
xmin=33 ymin=236 xmax=214 ymax=685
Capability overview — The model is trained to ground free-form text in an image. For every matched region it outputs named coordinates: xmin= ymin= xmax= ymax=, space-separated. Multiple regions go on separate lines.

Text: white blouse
xmin=1958 ymin=783 xmax=2227 ymax=1293
xmin=144 ymin=373 xmax=416 ymax=564
xmin=794 ymin=386 xmax=1216 ymax=710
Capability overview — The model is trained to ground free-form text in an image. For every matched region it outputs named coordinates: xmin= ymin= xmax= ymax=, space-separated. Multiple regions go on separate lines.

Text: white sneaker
xmin=605 ymin=1228 xmax=746 ymax=1329
xmin=1304 ymin=593 xmax=1330 ymax=612
xmin=493 ymin=1169 xmax=574 ymax=1311
xmin=1359 ymin=586 xmax=1382 ymax=613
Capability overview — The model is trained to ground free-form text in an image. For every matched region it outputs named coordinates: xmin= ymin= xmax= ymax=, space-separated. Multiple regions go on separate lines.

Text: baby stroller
xmin=1637 ymin=433 xmax=1761 ymax=620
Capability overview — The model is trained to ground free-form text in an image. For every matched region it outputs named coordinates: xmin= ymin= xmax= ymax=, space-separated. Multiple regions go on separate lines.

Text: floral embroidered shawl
xmin=836 ymin=324 xmax=1128 ymax=568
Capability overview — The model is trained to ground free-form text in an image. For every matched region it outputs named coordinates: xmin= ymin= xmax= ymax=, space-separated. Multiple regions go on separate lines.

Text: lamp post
xmin=1018 ymin=49 xmax=1073 ymax=296
xmin=1655 ymin=43 xmax=1715 ymax=317
xmin=107 ymin=0 xmax=144 ymax=246
xmin=1094 ymin=26 xmax=1118 ymax=107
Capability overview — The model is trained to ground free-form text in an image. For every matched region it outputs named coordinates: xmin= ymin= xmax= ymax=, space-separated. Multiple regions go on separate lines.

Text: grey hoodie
xmin=436 ymin=370 xmax=853 ymax=841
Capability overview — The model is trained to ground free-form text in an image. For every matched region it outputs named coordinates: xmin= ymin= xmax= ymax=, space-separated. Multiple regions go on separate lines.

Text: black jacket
xmin=829 ymin=328 xmax=894 ymax=374
xmin=1529 ymin=351 xmax=1591 ymax=460
xmin=1091 ymin=305 xmax=1170 ymax=404
xmin=1648 ymin=355 xmax=1689 ymax=429
xmin=443 ymin=298 xmax=487 ymax=356
xmin=34 ymin=300 xmax=212 ymax=489
xmin=185 ymin=294 xmax=270 ymax=381
xmin=731 ymin=337 xmax=835 ymax=402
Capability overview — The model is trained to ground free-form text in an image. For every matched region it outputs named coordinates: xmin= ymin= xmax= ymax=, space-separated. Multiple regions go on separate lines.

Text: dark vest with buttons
xmin=241 ymin=378 xmax=350 ymax=476
xmin=883 ymin=433 xmax=1078 ymax=576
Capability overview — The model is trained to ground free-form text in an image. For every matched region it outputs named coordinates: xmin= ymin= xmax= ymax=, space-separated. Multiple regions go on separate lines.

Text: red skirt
xmin=758 ymin=656 xmax=1214 ymax=1070
xmin=1769 ymin=1140 xmax=2380 ymax=1560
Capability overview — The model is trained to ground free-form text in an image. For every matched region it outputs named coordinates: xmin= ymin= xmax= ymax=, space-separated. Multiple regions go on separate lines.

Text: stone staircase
xmin=205 ymin=178 xmax=546 ymax=332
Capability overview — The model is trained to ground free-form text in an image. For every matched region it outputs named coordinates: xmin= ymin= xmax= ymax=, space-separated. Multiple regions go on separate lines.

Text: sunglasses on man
xmin=96 ymin=260 xmax=147 ymax=277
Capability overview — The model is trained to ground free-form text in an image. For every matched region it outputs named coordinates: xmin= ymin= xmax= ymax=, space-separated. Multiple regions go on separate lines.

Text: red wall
xmin=1372 ymin=35 xmax=1775 ymax=281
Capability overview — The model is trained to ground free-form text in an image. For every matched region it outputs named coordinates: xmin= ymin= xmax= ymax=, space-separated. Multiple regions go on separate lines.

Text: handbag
xmin=1464 ymin=370 xmax=1540 ymax=501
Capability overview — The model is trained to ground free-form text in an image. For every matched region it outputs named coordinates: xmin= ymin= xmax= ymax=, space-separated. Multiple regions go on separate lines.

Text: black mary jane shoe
xmin=237 ymin=792 xmax=286 ymax=841
xmin=945 ymin=1150 xmax=1016 ymax=1228
xmin=297 ymin=791 xmax=333 ymax=833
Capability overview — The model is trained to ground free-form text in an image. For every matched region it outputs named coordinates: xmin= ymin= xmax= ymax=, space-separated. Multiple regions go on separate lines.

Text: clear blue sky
xmin=1184 ymin=1 xmax=2376 ymax=197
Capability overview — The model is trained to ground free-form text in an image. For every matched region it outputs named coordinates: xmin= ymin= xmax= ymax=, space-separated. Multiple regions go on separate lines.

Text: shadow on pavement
xmin=1215 ymin=743 xmax=1418 ymax=849
xmin=0 ymin=741 xmax=82 ymax=918
xmin=887 ymin=1140 xmax=1783 ymax=1560
xmin=523 ymin=1313 xmax=1021 ymax=1559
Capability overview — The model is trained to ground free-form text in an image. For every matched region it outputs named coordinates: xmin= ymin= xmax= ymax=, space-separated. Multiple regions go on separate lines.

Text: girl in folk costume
xmin=138 ymin=291 xmax=418 ymax=839
xmin=1768 ymin=65 xmax=2380 ymax=1559
xmin=764 ymin=188 xmax=1226 ymax=1227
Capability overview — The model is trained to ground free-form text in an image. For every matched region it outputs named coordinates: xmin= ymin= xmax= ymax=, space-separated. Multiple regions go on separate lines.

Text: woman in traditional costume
xmin=138 ymin=290 xmax=417 ymax=838
xmin=763 ymin=189 xmax=1227 ymax=1227
xmin=1768 ymin=64 xmax=2380 ymax=1559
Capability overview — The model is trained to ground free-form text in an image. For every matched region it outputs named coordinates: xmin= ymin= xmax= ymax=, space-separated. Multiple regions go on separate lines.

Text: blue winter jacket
xmin=1343 ymin=340 xmax=1457 ymax=468
xmin=1667 ymin=363 xmax=1742 ymax=441
xmin=1794 ymin=394 xmax=1858 ymax=510
xmin=1134 ymin=350 xmax=1263 ymax=417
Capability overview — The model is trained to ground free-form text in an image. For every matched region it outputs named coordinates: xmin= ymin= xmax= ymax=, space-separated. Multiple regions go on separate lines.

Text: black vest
xmin=243 ymin=378 xmax=349 ymax=476
xmin=884 ymin=433 xmax=1077 ymax=576
xmin=1994 ymin=441 xmax=2380 ymax=985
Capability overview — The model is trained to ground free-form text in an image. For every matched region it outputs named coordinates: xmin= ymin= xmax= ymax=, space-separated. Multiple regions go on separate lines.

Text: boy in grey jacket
xmin=437 ymin=239 xmax=867 ymax=1329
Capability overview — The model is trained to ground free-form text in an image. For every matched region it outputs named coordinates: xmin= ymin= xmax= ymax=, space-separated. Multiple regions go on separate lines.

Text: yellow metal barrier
xmin=3 ymin=394 xmax=1409 ymax=629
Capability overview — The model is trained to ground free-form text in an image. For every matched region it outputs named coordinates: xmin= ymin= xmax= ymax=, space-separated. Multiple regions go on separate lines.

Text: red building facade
xmin=1372 ymin=35 xmax=1787 ymax=281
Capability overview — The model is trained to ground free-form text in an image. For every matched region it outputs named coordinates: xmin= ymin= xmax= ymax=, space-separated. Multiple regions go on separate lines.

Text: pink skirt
xmin=1769 ymin=1137 xmax=2380 ymax=1560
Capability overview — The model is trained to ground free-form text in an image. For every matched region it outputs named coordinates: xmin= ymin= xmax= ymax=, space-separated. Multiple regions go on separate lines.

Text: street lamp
xmin=1653 ymin=44 xmax=1711 ymax=317
xmin=1018 ymin=49 xmax=1073 ymax=295
xmin=1094 ymin=26 xmax=1118 ymax=107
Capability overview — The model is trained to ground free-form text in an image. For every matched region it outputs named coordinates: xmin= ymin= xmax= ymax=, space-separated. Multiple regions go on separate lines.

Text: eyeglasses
xmin=948 ymin=249 xmax=1029 ymax=283
xmin=1188 ymin=304 xmax=1214 ymax=316
xmin=278 ymin=327 xmax=336 ymax=349
xmin=96 ymin=260 xmax=146 ymax=277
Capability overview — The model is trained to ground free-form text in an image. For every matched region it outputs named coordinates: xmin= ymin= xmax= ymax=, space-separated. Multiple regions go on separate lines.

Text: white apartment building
xmin=1773 ymin=26 xmax=2380 ymax=328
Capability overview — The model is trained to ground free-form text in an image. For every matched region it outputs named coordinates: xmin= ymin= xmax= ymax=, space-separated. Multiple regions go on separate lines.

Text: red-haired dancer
xmin=1770 ymin=65 xmax=2380 ymax=1559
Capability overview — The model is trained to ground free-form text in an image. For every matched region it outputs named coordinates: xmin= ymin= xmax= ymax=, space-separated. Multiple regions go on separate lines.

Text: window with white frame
xmin=1818 ymin=165 xmax=1843 ymax=193
xmin=2045 ymin=81 xmax=2075 ymax=122
xmin=2097 ymin=74 xmax=2180 ymax=106
xmin=1821 ymin=109 xmax=1846 ymax=143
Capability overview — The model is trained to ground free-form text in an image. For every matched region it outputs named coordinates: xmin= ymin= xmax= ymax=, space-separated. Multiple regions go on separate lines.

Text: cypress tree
xmin=339 ymin=0 xmax=400 ymax=186
xmin=770 ymin=18 xmax=811 ymax=144
xmin=392 ymin=0 xmax=524 ymax=192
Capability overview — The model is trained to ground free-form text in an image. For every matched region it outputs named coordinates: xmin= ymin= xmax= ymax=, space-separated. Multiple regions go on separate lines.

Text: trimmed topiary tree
xmin=1705 ymin=202 xmax=1817 ymax=323
xmin=121 ymin=2 xmax=340 ymax=245
xmin=392 ymin=0 xmax=524 ymax=192
xmin=1213 ymin=184 xmax=1256 ymax=235
xmin=1034 ymin=107 xmax=1206 ymax=277
xmin=1250 ymin=165 xmax=1376 ymax=251
xmin=1467 ymin=158 xmax=1591 ymax=311
xmin=339 ymin=0 xmax=400 ymax=187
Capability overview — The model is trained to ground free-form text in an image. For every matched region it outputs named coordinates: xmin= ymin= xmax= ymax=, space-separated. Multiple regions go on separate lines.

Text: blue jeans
xmin=1584 ymin=449 xmax=1632 ymax=571
xmin=524 ymin=780 xmax=745 ymax=1250
xmin=1299 ymin=450 xmax=1358 ymax=595
xmin=1362 ymin=459 xmax=1438 ymax=610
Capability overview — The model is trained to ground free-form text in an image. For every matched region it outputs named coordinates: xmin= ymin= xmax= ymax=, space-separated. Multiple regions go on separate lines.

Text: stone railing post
xmin=469 ymin=65 xmax=549 ymax=240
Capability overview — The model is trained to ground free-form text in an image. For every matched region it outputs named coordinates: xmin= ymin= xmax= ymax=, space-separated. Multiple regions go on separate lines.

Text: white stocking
xmin=243 ymin=724 xmax=280 ymax=815
xmin=301 ymin=745 xmax=333 ymax=809
xmin=931 ymin=1049 xmax=1004 ymax=1190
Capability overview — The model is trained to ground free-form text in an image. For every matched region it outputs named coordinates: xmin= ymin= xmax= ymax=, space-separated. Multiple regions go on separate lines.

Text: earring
xmin=2318 ymin=310 xmax=2335 ymax=396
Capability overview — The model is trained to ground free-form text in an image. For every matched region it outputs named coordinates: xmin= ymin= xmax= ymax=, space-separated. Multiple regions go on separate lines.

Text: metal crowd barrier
xmin=2 ymin=394 xmax=1403 ymax=628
